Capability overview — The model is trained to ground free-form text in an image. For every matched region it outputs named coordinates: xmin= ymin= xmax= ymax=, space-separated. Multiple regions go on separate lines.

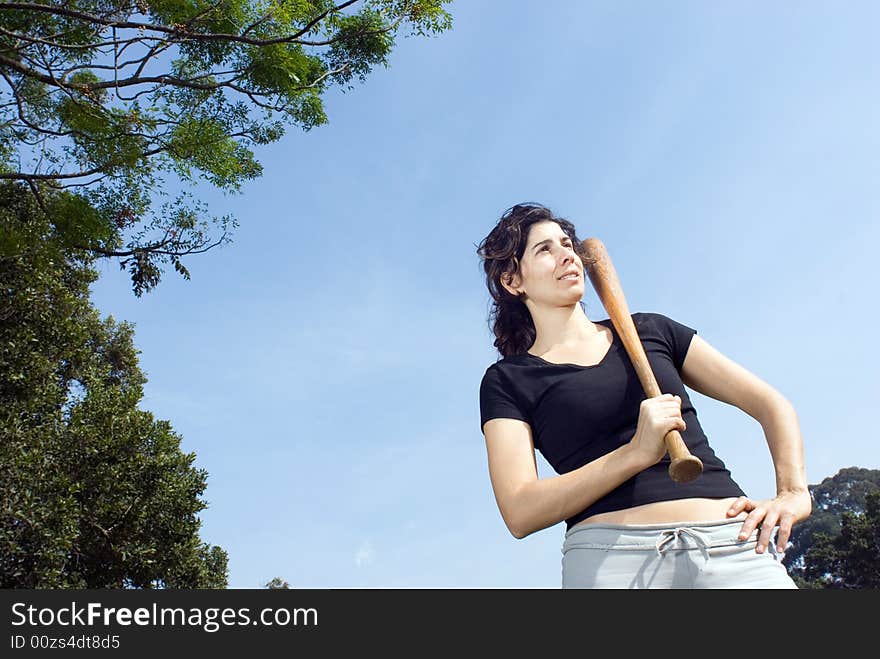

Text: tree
xmin=0 ymin=180 xmax=227 ymax=587
xmin=264 ymin=577 xmax=290 ymax=589
xmin=783 ymin=468 xmax=880 ymax=570
xmin=0 ymin=1 xmax=452 ymax=294
xmin=783 ymin=467 xmax=880 ymax=588
xmin=801 ymin=491 xmax=880 ymax=589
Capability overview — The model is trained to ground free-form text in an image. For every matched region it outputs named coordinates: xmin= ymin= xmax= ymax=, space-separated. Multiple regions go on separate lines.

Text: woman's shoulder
xmin=632 ymin=310 xmax=664 ymax=324
xmin=482 ymin=352 xmax=533 ymax=374
xmin=593 ymin=311 xmax=661 ymax=325
xmin=631 ymin=311 xmax=691 ymax=332
xmin=592 ymin=311 xmax=663 ymax=334
xmin=480 ymin=353 xmax=545 ymax=393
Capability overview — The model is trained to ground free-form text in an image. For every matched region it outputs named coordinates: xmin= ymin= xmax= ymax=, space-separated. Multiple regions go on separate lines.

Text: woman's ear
xmin=500 ymin=271 xmax=522 ymax=297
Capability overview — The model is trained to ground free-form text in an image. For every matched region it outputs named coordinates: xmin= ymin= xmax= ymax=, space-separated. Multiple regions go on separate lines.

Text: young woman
xmin=476 ymin=203 xmax=811 ymax=588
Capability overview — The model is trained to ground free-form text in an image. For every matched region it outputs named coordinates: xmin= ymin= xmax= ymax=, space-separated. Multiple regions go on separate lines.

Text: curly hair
xmin=476 ymin=202 xmax=589 ymax=359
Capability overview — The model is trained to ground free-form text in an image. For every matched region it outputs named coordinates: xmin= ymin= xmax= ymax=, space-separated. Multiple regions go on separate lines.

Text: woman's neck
xmin=528 ymin=304 xmax=603 ymax=354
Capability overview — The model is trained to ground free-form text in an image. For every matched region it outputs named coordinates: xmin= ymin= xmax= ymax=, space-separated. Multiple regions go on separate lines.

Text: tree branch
xmin=0 ymin=25 xmax=144 ymax=51
xmin=0 ymin=69 xmax=75 ymax=137
xmin=74 ymin=230 xmax=228 ymax=259
xmin=0 ymin=1 xmax=383 ymax=47
xmin=0 ymin=145 xmax=167 ymax=181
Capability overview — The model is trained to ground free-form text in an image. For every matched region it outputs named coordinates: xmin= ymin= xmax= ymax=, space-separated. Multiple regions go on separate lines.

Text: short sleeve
xmin=650 ymin=313 xmax=697 ymax=371
xmin=479 ymin=365 xmax=528 ymax=434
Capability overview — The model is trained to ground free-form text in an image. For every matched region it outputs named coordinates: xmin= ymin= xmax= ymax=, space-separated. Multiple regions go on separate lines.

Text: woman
xmin=476 ymin=203 xmax=811 ymax=589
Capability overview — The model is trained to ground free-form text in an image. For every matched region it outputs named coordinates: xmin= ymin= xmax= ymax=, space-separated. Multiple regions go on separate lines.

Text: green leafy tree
xmin=264 ymin=576 xmax=290 ymax=589
xmin=0 ymin=0 xmax=452 ymax=294
xmin=783 ymin=467 xmax=880 ymax=588
xmin=801 ymin=491 xmax=880 ymax=589
xmin=0 ymin=181 xmax=226 ymax=587
xmin=783 ymin=468 xmax=880 ymax=569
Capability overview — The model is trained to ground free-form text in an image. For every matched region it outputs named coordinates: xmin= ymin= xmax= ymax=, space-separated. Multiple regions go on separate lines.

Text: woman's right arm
xmin=482 ymin=394 xmax=686 ymax=538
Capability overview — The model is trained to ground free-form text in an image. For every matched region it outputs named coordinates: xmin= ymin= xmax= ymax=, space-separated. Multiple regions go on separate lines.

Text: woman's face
xmin=501 ymin=220 xmax=585 ymax=306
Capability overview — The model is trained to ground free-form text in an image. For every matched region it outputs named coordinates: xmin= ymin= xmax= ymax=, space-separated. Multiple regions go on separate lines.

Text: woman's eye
xmin=541 ymin=242 xmax=571 ymax=252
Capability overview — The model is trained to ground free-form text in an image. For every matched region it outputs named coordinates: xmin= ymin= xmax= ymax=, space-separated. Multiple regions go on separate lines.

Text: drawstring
xmin=655 ymin=527 xmax=713 ymax=558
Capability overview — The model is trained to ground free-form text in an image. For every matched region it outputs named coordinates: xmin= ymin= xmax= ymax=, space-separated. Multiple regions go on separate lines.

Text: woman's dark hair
xmin=476 ymin=202 xmax=588 ymax=359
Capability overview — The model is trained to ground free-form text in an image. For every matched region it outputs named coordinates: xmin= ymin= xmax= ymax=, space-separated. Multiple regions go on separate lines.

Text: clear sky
xmin=88 ymin=1 xmax=880 ymax=588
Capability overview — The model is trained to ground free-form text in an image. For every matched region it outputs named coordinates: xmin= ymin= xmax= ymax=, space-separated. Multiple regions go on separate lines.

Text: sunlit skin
xmin=492 ymin=221 xmax=811 ymax=553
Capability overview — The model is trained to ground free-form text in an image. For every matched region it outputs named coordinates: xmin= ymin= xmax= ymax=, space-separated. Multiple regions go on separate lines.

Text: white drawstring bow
xmin=655 ymin=527 xmax=713 ymax=558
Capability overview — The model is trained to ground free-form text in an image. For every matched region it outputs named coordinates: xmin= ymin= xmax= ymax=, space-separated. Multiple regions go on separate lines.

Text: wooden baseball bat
xmin=581 ymin=237 xmax=703 ymax=483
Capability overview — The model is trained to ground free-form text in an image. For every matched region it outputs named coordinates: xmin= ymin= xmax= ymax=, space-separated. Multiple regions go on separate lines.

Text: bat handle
xmin=664 ymin=429 xmax=703 ymax=483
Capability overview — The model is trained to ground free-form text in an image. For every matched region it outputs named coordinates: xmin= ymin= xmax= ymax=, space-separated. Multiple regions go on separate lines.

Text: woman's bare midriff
xmin=573 ymin=497 xmax=743 ymax=528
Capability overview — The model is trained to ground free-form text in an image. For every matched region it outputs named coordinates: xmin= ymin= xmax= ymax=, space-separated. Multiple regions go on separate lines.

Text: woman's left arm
xmin=680 ymin=335 xmax=812 ymax=554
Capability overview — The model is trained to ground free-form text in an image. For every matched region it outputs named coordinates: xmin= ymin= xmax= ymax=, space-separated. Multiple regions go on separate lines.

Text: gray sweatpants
xmin=561 ymin=517 xmax=798 ymax=589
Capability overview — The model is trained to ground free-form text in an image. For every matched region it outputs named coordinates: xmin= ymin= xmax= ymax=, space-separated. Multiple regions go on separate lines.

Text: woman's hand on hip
xmin=726 ymin=490 xmax=812 ymax=554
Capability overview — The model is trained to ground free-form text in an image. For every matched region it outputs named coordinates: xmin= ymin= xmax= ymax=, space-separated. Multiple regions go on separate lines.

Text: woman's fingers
xmin=776 ymin=511 xmax=796 ymax=553
xmin=726 ymin=496 xmax=754 ymax=517
xmin=737 ymin=502 xmax=765 ymax=541
xmin=756 ymin=509 xmax=780 ymax=554
xmin=730 ymin=494 xmax=807 ymax=553
xmin=661 ymin=398 xmax=685 ymax=429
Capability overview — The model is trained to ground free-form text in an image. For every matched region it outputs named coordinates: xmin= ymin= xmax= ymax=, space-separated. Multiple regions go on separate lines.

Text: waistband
xmin=562 ymin=516 xmax=759 ymax=557
xmin=565 ymin=515 xmax=748 ymax=537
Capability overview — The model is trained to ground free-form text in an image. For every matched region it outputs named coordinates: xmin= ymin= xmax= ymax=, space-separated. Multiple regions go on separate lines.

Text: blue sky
xmin=88 ymin=1 xmax=880 ymax=588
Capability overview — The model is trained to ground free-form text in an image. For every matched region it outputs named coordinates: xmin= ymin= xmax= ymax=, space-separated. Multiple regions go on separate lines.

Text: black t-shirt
xmin=479 ymin=311 xmax=745 ymax=531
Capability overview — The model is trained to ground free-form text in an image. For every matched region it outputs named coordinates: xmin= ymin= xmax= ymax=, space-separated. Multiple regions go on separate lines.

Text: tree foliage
xmin=0 ymin=1 xmax=452 ymax=294
xmin=264 ymin=576 xmax=290 ymax=589
xmin=0 ymin=181 xmax=226 ymax=587
xmin=800 ymin=491 xmax=880 ymax=589
xmin=783 ymin=467 xmax=880 ymax=589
